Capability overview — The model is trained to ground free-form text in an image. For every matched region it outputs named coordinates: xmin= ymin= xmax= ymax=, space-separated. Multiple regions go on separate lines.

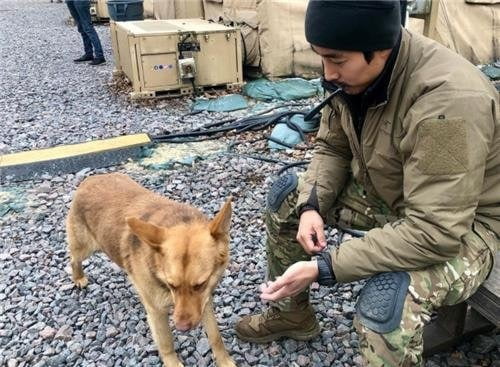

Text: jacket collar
xmin=386 ymin=28 xmax=412 ymax=101
xmin=362 ymin=30 xmax=402 ymax=107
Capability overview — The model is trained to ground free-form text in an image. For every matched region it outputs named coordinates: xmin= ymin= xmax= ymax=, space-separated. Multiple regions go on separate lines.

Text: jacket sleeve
xmin=296 ymin=103 xmax=353 ymax=217
xmin=331 ymin=91 xmax=496 ymax=283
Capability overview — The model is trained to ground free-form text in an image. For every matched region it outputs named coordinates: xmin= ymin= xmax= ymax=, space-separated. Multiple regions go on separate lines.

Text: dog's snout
xmin=174 ymin=312 xmax=201 ymax=331
xmin=175 ymin=320 xmax=194 ymax=331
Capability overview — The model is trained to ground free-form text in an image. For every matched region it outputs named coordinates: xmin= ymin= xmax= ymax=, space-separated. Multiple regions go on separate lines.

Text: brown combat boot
xmin=235 ymin=304 xmax=321 ymax=343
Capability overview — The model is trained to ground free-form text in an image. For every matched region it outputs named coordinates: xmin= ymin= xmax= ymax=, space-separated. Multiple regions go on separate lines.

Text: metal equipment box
xmin=110 ymin=19 xmax=243 ymax=99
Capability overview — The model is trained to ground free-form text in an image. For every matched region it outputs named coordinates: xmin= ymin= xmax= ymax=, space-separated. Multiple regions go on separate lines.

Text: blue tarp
xmin=191 ymin=94 xmax=248 ymax=112
xmin=481 ymin=64 xmax=500 ymax=80
xmin=268 ymin=114 xmax=319 ymax=150
xmin=0 ymin=188 xmax=25 ymax=217
xmin=138 ymin=141 xmax=227 ymax=170
xmin=243 ymin=78 xmax=322 ymax=101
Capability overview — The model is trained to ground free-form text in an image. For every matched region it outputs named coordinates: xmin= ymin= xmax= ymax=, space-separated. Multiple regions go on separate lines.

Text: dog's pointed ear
xmin=209 ymin=196 xmax=232 ymax=239
xmin=126 ymin=217 xmax=166 ymax=249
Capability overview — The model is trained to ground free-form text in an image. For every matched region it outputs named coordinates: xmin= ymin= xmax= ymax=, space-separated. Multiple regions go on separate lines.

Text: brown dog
xmin=66 ymin=173 xmax=235 ymax=367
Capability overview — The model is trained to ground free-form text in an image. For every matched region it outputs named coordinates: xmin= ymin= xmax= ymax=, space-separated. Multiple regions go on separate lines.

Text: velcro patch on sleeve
xmin=417 ymin=118 xmax=468 ymax=175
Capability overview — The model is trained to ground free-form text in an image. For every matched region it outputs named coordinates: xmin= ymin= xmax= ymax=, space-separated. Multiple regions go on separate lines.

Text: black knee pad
xmin=267 ymin=173 xmax=298 ymax=212
xmin=356 ymin=271 xmax=410 ymax=334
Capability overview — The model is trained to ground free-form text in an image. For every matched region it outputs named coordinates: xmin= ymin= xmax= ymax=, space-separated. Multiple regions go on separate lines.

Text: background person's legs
xmin=354 ymin=224 xmax=494 ymax=366
xmin=65 ymin=0 xmax=93 ymax=59
xmin=73 ymin=0 xmax=104 ymax=61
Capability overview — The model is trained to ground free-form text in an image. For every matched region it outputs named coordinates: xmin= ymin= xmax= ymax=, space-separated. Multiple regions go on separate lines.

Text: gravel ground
xmin=0 ymin=1 xmax=498 ymax=366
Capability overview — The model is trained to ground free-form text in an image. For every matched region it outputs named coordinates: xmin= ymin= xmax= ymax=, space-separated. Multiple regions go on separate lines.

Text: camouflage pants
xmin=266 ymin=175 xmax=495 ymax=366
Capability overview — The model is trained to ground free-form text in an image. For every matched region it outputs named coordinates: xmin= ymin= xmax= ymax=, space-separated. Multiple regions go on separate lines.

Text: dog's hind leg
xmin=202 ymin=300 xmax=236 ymax=367
xmin=66 ymin=213 xmax=92 ymax=288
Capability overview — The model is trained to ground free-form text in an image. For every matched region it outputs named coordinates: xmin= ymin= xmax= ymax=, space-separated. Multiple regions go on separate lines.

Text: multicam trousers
xmin=266 ymin=175 xmax=495 ymax=366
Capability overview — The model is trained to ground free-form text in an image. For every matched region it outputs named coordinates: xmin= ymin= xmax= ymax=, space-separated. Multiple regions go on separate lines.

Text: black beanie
xmin=305 ymin=0 xmax=401 ymax=52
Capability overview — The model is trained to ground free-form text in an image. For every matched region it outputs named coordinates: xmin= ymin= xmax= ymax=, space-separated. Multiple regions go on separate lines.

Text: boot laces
xmin=261 ymin=307 xmax=281 ymax=322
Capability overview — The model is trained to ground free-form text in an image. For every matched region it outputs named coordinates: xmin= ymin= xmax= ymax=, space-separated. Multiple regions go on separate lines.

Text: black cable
xmin=177 ymin=110 xmax=203 ymax=124
xmin=276 ymin=161 xmax=309 ymax=176
xmin=191 ymin=79 xmax=200 ymax=96
xmin=151 ymin=108 xmax=313 ymax=143
xmin=200 ymin=117 xmax=238 ymax=129
xmin=303 ymin=86 xmax=342 ymax=121
xmin=178 ymin=32 xmax=200 ymax=95
xmin=284 ymin=114 xmax=307 ymax=141
xmin=266 ymin=136 xmax=300 ymax=150
xmin=235 ymin=154 xmax=284 ymax=164
xmin=230 ymin=152 xmax=309 ymax=175
xmin=176 ymin=103 xmax=307 ymax=131
xmin=150 ymin=105 xmax=319 ymax=173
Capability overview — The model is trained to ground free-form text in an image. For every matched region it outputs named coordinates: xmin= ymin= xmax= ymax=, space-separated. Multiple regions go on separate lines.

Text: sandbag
xmin=223 ymin=0 xmax=259 ymax=28
xmin=432 ymin=1 xmax=499 ymax=64
xmin=408 ymin=1 xmax=499 ymax=64
xmin=240 ymin=23 xmax=261 ymax=67
xmin=257 ymin=0 xmax=294 ymax=77
xmin=289 ymin=0 xmax=321 ymax=78
xmin=221 ymin=0 xmax=261 ymax=67
xmin=143 ymin=0 xmax=154 ymax=18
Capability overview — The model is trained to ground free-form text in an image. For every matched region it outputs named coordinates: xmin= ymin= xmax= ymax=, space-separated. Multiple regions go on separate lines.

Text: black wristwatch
xmin=316 ymin=251 xmax=337 ymax=286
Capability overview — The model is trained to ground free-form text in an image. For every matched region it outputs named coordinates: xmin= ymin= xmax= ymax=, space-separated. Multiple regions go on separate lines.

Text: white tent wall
xmin=289 ymin=1 xmax=322 ymax=78
xmin=222 ymin=0 xmax=261 ymax=67
xmin=153 ymin=0 xmax=499 ymax=77
xmin=144 ymin=0 xmax=154 ymax=17
xmin=257 ymin=0 xmax=294 ymax=77
xmin=203 ymin=0 xmax=224 ymax=22
xmin=153 ymin=0 xmax=204 ymax=20
xmin=428 ymin=0 xmax=499 ymax=65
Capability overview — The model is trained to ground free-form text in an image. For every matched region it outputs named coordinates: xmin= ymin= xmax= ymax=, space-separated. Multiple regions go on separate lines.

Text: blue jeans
xmin=66 ymin=0 xmax=104 ymax=59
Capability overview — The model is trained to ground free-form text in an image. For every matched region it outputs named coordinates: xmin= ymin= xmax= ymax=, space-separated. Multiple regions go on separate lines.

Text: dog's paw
xmin=73 ymin=276 xmax=89 ymax=288
xmin=165 ymin=360 xmax=184 ymax=367
xmin=162 ymin=354 xmax=184 ymax=367
xmin=163 ymin=362 xmax=183 ymax=367
xmin=218 ymin=359 xmax=237 ymax=367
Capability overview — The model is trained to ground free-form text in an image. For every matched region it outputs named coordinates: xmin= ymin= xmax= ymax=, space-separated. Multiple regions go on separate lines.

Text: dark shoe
xmin=73 ymin=55 xmax=93 ymax=63
xmin=235 ymin=305 xmax=320 ymax=343
xmin=89 ymin=58 xmax=106 ymax=66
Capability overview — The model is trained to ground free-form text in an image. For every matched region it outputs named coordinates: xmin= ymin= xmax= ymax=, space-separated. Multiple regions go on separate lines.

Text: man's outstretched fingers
xmin=260 ymin=284 xmax=290 ymax=301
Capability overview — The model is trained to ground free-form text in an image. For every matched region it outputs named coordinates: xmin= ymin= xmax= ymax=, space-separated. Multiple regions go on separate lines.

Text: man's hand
xmin=260 ymin=261 xmax=319 ymax=301
xmin=297 ymin=210 xmax=327 ymax=254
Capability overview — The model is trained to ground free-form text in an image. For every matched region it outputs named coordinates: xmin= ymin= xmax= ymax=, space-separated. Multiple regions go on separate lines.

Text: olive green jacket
xmin=297 ymin=29 xmax=500 ymax=282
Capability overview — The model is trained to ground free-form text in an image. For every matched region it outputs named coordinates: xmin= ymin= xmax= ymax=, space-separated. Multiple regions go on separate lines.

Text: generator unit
xmin=90 ymin=0 xmax=109 ymax=22
xmin=110 ymin=19 xmax=243 ymax=99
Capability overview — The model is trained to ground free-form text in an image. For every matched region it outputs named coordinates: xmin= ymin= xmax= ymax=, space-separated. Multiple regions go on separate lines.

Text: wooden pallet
xmin=128 ymin=82 xmax=243 ymax=100
xmin=467 ymin=271 xmax=500 ymax=327
xmin=91 ymin=15 xmax=109 ymax=24
xmin=423 ymin=251 xmax=499 ymax=356
xmin=111 ymin=68 xmax=242 ymax=100
xmin=337 ymin=228 xmax=499 ymax=356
